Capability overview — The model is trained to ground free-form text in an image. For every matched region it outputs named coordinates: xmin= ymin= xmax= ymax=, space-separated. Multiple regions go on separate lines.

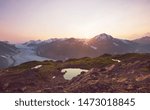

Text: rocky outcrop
xmin=0 ymin=53 xmax=149 ymax=93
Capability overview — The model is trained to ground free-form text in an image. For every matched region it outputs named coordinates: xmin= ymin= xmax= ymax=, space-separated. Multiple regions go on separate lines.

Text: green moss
xmin=62 ymin=56 xmax=115 ymax=69
xmin=9 ymin=53 xmax=148 ymax=77
xmin=114 ymin=53 xmax=146 ymax=60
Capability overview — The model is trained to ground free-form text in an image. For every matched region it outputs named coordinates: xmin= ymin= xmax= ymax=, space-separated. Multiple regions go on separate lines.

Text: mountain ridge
xmin=0 ymin=33 xmax=150 ymax=68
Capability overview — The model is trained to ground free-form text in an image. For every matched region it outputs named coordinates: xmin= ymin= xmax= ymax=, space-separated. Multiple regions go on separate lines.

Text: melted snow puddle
xmin=61 ymin=68 xmax=88 ymax=80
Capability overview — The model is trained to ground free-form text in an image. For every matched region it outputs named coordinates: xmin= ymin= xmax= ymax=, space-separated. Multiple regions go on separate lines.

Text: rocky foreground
xmin=0 ymin=53 xmax=150 ymax=93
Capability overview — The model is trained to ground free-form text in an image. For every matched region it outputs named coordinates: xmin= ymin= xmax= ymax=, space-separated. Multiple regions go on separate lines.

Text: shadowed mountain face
xmin=0 ymin=57 xmax=8 ymax=68
xmin=133 ymin=36 xmax=150 ymax=45
xmin=36 ymin=33 xmax=150 ymax=60
xmin=87 ymin=33 xmax=138 ymax=54
xmin=0 ymin=41 xmax=17 ymax=55
xmin=0 ymin=33 xmax=150 ymax=68
xmin=0 ymin=41 xmax=18 ymax=68
xmin=132 ymin=36 xmax=150 ymax=53
xmin=37 ymin=38 xmax=96 ymax=60
xmin=0 ymin=53 xmax=149 ymax=93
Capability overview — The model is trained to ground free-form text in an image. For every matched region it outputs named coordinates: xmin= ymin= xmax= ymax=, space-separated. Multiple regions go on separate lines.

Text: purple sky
xmin=0 ymin=0 xmax=150 ymax=43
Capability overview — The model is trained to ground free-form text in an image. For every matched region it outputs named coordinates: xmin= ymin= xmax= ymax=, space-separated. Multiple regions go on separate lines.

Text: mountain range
xmin=33 ymin=33 xmax=150 ymax=60
xmin=0 ymin=33 xmax=150 ymax=93
xmin=0 ymin=33 xmax=150 ymax=68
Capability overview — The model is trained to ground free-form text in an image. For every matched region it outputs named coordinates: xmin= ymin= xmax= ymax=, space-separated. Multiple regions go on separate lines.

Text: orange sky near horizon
xmin=0 ymin=0 xmax=150 ymax=43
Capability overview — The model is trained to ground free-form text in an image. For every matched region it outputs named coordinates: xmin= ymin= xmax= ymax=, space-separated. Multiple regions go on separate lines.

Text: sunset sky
xmin=0 ymin=0 xmax=150 ymax=43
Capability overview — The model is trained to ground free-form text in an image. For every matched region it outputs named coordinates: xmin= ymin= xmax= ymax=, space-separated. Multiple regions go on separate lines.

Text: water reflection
xmin=61 ymin=68 xmax=88 ymax=80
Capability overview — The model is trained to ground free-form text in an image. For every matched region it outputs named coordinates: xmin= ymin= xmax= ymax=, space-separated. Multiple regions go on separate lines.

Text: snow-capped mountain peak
xmin=43 ymin=38 xmax=58 ymax=43
xmin=23 ymin=40 xmax=42 ymax=46
xmin=94 ymin=33 xmax=113 ymax=40
xmin=43 ymin=38 xmax=68 ymax=43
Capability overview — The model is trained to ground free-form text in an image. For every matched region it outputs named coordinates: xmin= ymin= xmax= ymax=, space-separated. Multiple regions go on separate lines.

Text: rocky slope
xmin=65 ymin=54 xmax=150 ymax=92
xmin=0 ymin=53 xmax=149 ymax=93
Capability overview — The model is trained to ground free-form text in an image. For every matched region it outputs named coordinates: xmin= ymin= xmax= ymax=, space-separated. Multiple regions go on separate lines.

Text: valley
xmin=12 ymin=44 xmax=49 ymax=66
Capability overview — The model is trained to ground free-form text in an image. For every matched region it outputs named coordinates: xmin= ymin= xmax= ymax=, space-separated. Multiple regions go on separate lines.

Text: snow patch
xmin=52 ymin=76 xmax=56 ymax=79
xmin=0 ymin=54 xmax=14 ymax=65
xmin=91 ymin=46 xmax=97 ymax=50
xmin=120 ymin=39 xmax=129 ymax=44
xmin=44 ymin=38 xmax=67 ymax=43
xmin=31 ymin=65 xmax=42 ymax=69
xmin=112 ymin=59 xmax=121 ymax=63
xmin=44 ymin=38 xmax=57 ymax=43
xmin=113 ymin=42 xmax=119 ymax=46
xmin=24 ymin=40 xmax=42 ymax=46
xmin=95 ymin=33 xmax=113 ymax=40
xmin=0 ymin=55 xmax=7 ymax=58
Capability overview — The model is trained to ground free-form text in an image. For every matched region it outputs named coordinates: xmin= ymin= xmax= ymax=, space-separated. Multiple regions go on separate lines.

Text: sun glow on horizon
xmin=0 ymin=0 xmax=150 ymax=43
